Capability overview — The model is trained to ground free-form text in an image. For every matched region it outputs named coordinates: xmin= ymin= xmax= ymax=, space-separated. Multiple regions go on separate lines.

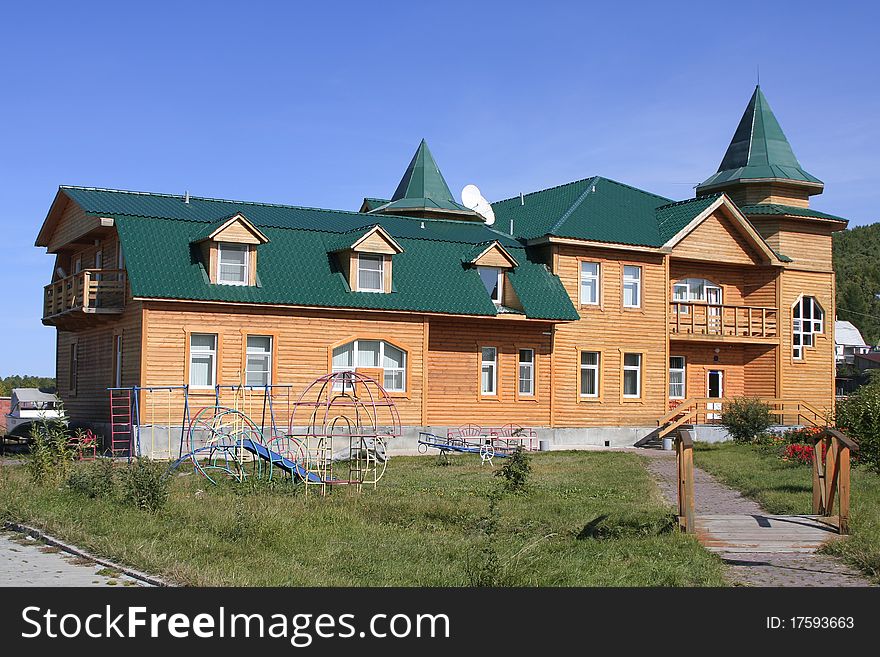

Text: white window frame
xmin=478 ymin=267 xmax=503 ymax=305
xmin=623 ymin=265 xmax=642 ymax=308
xmin=580 ymin=351 xmax=600 ymax=398
xmin=792 ymin=296 xmax=824 ymax=360
xmin=623 ymin=353 xmax=642 ymax=398
xmin=331 ymin=340 xmax=406 ymax=392
xmin=217 ymin=243 xmax=250 ymax=286
xmin=245 ymin=335 xmax=273 ymax=387
xmin=189 ymin=333 xmax=218 ymax=389
xmin=580 ymin=261 xmax=600 ymax=306
xmin=669 ymin=356 xmax=686 ymax=399
xmin=357 ymin=254 xmax=385 ymax=293
xmin=518 ymin=349 xmax=535 ymax=396
xmin=481 ymin=347 xmax=498 ymax=396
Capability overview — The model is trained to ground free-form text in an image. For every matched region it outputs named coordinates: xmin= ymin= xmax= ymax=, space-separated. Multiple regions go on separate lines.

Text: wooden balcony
xmin=43 ymin=269 xmax=126 ymax=328
xmin=669 ymin=302 xmax=778 ymax=343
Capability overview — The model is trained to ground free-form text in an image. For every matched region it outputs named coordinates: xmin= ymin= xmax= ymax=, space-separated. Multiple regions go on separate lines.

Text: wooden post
xmin=813 ymin=436 xmax=825 ymax=514
xmin=838 ymin=445 xmax=851 ymax=535
xmin=677 ymin=427 xmax=695 ymax=534
xmin=824 ymin=436 xmax=839 ymax=514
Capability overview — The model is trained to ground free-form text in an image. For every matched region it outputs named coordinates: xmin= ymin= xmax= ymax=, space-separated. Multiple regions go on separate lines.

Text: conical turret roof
xmin=697 ymin=86 xmax=822 ymax=193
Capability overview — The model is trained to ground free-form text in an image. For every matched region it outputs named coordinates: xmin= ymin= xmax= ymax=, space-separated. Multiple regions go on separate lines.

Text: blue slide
xmin=239 ymin=438 xmax=322 ymax=483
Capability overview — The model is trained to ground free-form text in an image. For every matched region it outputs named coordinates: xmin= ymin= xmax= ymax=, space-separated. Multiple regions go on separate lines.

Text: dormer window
xmin=191 ymin=213 xmax=269 ymax=287
xmin=217 ymin=243 xmax=249 ymax=285
xmin=478 ymin=266 xmax=503 ymax=305
xmin=328 ymin=225 xmax=403 ymax=294
xmin=357 ymin=254 xmax=385 ymax=293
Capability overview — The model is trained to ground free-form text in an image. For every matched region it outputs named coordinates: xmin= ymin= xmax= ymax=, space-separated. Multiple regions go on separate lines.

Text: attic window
xmin=357 ymin=254 xmax=385 ymax=293
xmin=217 ymin=243 xmax=249 ymax=285
xmin=478 ymin=267 xmax=503 ymax=305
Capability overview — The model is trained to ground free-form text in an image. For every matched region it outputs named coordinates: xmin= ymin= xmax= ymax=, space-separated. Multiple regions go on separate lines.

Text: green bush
xmin=494 ymin=446 xmax=532 ymax=493
xmin=121 ymin=458 xmax=170 ymax=512
xmin=720 ymin=397 xmax=774 ymax=444
xmin=835 ymin=384 xmax=880 ymax=474
xmin=67 ymin=458 xmax=117 ymax=499
xmin=25 ymin=417 xmax=75 ymax=486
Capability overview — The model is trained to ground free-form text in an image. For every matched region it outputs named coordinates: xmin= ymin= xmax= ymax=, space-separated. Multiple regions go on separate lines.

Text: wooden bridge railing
xmin=675 ymin=425 xmax=696 ymax=533
xmin=675 ymin=425 xmax=858 ymax=535
xmin=809 ymin=428 xmax=859 ymax=534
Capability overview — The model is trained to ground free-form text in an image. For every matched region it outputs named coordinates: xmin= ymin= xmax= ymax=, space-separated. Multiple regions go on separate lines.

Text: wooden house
xmin=34 ymin=86 xmax=846 ymax=450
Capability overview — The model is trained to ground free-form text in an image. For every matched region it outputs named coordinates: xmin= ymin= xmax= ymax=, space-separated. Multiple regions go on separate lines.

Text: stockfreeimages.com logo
xmin=22 ymin=606 xmax=451 ymax=646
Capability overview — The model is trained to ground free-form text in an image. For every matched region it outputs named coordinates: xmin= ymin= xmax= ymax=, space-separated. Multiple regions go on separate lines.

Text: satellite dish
xmin=461 ymin=184 xmax=496 ymax=226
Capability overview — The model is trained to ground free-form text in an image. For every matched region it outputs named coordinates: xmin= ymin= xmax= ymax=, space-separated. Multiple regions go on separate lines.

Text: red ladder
xmin=110 ymin=389 xmax=133 ymax=457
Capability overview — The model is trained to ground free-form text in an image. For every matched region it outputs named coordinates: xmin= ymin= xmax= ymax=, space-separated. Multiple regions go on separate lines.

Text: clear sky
xmin=1 ymin=0 xmax=878 ymax=377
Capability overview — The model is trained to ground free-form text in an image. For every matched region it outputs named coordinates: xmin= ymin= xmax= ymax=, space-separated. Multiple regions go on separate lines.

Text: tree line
xmin=0 ymin=375 xmax=56 ymax=397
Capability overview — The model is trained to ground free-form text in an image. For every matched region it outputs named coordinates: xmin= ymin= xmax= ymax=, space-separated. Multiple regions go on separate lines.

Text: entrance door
xmin=707 ymin=370 xmax=723 ymax=420
xmin=706 ymin=285 xmax=722 ymax=334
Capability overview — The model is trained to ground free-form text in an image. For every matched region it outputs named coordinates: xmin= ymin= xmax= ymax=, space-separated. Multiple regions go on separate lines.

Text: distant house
xmin=854 ymin=352 xmax=880 ymax=371
xmin=835 ymin=320 xmax=870 ymax=364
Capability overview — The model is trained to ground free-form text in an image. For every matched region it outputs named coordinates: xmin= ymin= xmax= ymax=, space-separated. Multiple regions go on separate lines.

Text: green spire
xmin=698 ymin=86 xmax=822 ymax=193
xmin=374 ymin=139 xmax=476 ymax=215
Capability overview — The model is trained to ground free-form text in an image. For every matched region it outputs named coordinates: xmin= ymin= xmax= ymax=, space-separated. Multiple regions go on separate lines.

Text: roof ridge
xmin=655 ymin=193 xmax=721 ymax=211
xmin=548 ymin=176 xmax=602 ymax=234
xmin=62 ymin=185 xmax=495 ymax=227
xmin=492 ymin=175 xmax=672 ymax=206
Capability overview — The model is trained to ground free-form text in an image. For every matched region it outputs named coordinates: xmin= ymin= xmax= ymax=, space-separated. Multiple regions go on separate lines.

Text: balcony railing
xmin=669 ymin=302 xmax=777 ymax=339
xmin=43 ymin=269 xmax=126 ymax=321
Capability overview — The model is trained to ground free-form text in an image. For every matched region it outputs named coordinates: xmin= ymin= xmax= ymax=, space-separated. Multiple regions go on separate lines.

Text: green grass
xmin=0 ymin=452 xmax=725 ymax=586
xmin=695 ymin=442 xmax=880 ymax=582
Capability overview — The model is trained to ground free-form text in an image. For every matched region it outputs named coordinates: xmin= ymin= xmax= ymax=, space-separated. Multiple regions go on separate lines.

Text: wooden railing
xmin=676 ymin=426 xmax=696 ymax=533
xmin=43 ymin=269 xmax=126 ymax=318
xmin=657 ymin=397 xmax=828 ymax=439
xmin=669 ymin=302 xmax=777 ymax=339
xmin=675 ymin=425 xmax=858 ymax=535
xmin=809 ymin=428 xmax=859 ymax=534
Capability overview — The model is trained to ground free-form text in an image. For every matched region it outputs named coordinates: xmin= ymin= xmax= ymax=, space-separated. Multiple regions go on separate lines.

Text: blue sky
xmin=1 ymin=0 xmax=878 ymax=377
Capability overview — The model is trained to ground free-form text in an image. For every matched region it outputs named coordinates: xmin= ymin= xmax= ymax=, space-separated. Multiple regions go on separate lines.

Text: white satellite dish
xmin=461 ymin=184 xmax=496 ymax=226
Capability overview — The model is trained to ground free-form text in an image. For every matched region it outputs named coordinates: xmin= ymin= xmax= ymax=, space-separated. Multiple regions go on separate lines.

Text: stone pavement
xmin=0 ymin=530 xmax=146 ymax=587
xmin=641 ymin=451 xmax=873 ymax=587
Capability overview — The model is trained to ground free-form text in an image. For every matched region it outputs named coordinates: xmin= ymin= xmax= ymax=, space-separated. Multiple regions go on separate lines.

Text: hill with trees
xmin=834 ymin=221 xmax=880 ymax=346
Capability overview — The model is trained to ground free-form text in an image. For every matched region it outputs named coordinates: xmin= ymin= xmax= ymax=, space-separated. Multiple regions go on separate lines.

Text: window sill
xmin=515 ymin=396 xmax=540 ymax=403
xmin=577 ymin=396 xmax=602 ymax=403
xmin=478 ymin=395 xmax=503 ymax=402
xmin=622 ymin=397 xmax=644 ymax=403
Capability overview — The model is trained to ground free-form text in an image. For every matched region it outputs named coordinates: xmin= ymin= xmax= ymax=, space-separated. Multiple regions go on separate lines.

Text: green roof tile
xmin=492 ymin=176 xmax=672 ymax=246
xmin=655 ymin=195 xmax=722 ymax=243
xmin=739 ymin=203 xmax=846 ymax=222
xmin=63 ymin=187 xmax=576 ymax=321
xmin=698 ymin=86 xmax=822 ymax=192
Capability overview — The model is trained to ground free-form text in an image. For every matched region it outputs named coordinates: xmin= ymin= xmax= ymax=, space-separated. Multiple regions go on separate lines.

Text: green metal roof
xmin=61 ymin=187 xmax=577 ymax=321
xmin=655 ymin=195 xmax=722 ymax=243
xmin=739 ymin=203 xmax=846 ymax=222
xmin=492 ymin=176 xmax=674 ymax=246
xmin=371 ymin=140 xmax=477 ymax=215
xmin=360 ymin=198 xmax=389 ymax=212
xmin=698 ymin=86 xmax=822 ymax=192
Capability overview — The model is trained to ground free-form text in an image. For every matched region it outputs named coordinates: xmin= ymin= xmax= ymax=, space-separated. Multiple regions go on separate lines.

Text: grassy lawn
xmin=695 ymin=442 xmax=880 ymax=582
xmin=0 ymin=451 xmax=725 ymax=586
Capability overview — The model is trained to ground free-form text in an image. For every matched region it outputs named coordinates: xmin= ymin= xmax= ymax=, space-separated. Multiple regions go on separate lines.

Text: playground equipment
xmin=282 ymin=371 xmax=399 ymax=494
xmin=418 ymin=424 xmax=538 ymax=465
xmin=135 ymin=372 xmax=398 ymax=493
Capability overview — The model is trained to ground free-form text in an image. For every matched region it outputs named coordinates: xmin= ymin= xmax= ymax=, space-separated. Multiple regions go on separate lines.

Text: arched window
xmin=793 ymin=296 xmax=824 ymax=360
xmin=331 ymin=339 xmax=407 ymax=392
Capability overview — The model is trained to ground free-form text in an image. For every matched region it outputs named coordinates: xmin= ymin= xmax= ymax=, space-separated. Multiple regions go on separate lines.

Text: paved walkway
xmin=642 ymin=451 xmax=872 ymax=587
xmin=0 ymin=530 xmax=145 ymax=587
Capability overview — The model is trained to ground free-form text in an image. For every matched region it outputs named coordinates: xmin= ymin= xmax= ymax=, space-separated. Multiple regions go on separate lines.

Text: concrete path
xmin=0 ymin=530 xmax=146 ymax=587
xmin=642 ymin=451 xmax=872 ymax=587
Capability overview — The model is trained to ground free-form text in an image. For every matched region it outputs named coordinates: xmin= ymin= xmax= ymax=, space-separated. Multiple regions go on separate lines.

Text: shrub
xmin=67 ymin=458 xmax=117 ymax=499
xmin=835 ymin=385 xmax=880 ymax=473
xmin=494 ymin=446 xmax=532 ymax=494
xmin=25 ymin=417 xmax=75 ymax=486
xmin=720 ymin=397 xmax=774 ymax=444
xmin=121 ymin=457 xmax=170 ymax=512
